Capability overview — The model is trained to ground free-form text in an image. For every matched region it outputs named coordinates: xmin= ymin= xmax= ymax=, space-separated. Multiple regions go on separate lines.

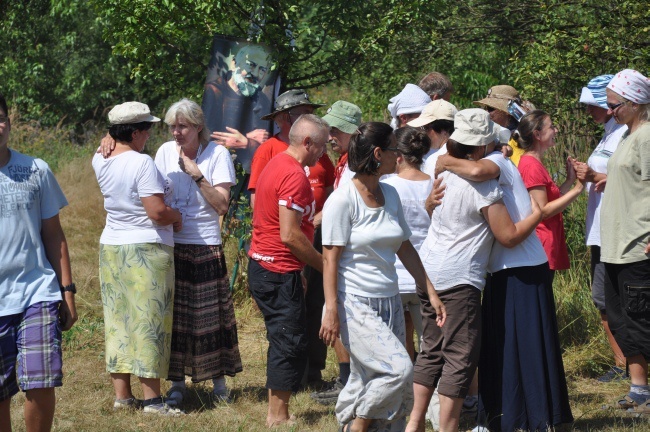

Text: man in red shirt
xmin=248 ymin=114 xmax=329 ymax=427
xmin=249 ymin=89 xmax=335 ymax=386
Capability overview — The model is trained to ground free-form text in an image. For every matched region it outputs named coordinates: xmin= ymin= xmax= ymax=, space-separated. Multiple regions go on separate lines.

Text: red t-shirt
xmin=518 ymin=155 xmax=570 ymax=270
xmin=248 ymin=135 xmax=334 ymax=212
xmin=249 ymin=152 xmax=315 ymax=273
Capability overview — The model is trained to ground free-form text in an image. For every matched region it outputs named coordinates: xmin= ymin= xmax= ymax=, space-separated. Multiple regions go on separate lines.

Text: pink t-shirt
xmin=518 ymin=155 xmax=570 ymax=270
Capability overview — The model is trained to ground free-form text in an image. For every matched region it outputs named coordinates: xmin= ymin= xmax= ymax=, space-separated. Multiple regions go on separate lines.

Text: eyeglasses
xmin=385 ymin=146 xmax=401 ymax=153
xmin=0 ymin=116 xmax=8 ymax=124
xmin=606 ymin=101 xmax=626 ymax=111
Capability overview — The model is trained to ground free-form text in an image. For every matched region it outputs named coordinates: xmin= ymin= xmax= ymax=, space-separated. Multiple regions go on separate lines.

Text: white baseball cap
xmin=108 ymin=101 xmax=160 ymax=124
xmin=407 ymin=99 xmax=458 ymax=127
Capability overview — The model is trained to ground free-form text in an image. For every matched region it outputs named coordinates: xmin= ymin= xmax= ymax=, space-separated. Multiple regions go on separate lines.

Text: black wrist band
xmin=195 ymin=175 xmax=204 ymax=184
xmin=61 ymin=283 xmax=77 ymax=294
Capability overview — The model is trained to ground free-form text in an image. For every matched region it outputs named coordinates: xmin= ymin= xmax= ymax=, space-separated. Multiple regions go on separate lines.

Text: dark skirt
xmin=168 ymin=244 xmax=243 ymax=382
xmin=479 ymin=263 xmax=573 ymax=432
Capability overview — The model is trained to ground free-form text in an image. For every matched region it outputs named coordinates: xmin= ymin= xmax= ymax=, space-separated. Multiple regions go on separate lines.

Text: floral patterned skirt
xmin=99 ymin=243 xmax=175 ymax=378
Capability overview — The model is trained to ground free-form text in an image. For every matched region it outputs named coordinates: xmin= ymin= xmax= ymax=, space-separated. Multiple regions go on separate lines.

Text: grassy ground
xmin=5 ymin=120 xmax=650 ymax=431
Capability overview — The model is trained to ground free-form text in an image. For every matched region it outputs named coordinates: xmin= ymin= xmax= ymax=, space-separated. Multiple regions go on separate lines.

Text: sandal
xmin=629 ymin=398 xmax=650 ymax=415
xmin=615 ymin=394 xmax=639 ymax=409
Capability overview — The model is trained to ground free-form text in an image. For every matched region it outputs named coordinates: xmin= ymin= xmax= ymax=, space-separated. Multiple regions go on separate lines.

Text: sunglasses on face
xmin=606 ymin=101 xmax=625 ymax=111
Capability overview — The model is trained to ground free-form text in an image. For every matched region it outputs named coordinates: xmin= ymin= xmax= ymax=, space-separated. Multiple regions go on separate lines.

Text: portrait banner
xmin=202 ymin=35 xmax=280 ymax=173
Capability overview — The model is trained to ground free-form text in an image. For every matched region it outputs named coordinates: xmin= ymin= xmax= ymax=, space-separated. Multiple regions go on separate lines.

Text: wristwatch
xmin=61 ymin=283 xmax=77 ymax=294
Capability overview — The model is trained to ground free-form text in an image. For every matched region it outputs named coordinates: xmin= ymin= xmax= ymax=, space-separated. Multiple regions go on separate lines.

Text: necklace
xmin=174 ymin=143 xmax=204 ymax=218
xmin=354 ymin=178 xmax=383 ymax=204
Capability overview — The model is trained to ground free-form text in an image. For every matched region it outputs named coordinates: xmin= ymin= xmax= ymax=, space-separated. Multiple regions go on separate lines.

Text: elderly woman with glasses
xmin=598 ymin=69 xmax=650 ymax=414
xmin=514 ymin=110 xmax=584 ymax=275
xmin=319 ymin=122 xmax=446 ymax=432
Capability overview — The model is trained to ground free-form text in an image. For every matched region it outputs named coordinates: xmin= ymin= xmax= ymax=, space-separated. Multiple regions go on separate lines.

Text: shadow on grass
xmin=572 ymin=409 xmax=649 ymax=430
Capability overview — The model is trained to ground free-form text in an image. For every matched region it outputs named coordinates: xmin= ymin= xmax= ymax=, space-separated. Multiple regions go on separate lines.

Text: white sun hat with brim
xmin=108 ymin=101 xmax=161 ymax=125
xmin=449 ymin=108 xmax=498 ymax=147
xmin=407 ymin=99 xmax=458 ymax=127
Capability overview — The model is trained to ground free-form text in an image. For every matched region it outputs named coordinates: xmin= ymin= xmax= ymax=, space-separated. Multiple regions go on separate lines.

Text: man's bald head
xmin=288 ymin=114 xmax=329 ymax=148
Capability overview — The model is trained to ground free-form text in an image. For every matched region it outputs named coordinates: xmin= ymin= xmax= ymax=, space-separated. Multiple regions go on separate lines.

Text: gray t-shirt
xmin=0 ymin=150 xmax=67 ymax=316
xmin=600 ymin=123 xmax=650 ymax=264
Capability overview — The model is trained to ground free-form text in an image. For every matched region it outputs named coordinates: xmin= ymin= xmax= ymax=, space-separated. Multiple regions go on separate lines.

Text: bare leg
xmin=267 ymin=389 xmax=293 ymax=427
xmin=24 ymin=388 xmax=55 ymax=432
xmin=139 ymin=377 xmax=161 ymax=400
xmin=438 ymin=394 xmax=463 ymax=432
xmin=628 ymin=354 xmax=648 ymax=386
xmin=110 ymin=373 xmax=133 ymax=400
xmin=601 ymin=313 xmax=626 ymax=368
xmin=349 ymin=417 xmax=372 ymax=432
xmin=467 ymin=370 xmax=478 ymax=397
xmin=405 ymin=382 xmax=435 ymax=432
xmin=404 ymin=311 xmax=415 ymax=362
xmin=0 ymin=397 xmax=12 ymax=432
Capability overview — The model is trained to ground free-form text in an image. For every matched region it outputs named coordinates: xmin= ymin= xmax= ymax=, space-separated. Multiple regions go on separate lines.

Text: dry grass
xmin=6 ymin=153 xmax=649 ymax=431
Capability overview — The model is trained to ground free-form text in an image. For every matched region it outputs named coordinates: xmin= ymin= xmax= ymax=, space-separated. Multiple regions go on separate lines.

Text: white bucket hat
xmin=449 ymin=109 xmax=498 ymax=147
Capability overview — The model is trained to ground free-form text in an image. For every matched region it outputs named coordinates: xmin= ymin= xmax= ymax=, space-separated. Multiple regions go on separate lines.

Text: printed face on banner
xmin=202 ymin=37 xmax=280 ymax=173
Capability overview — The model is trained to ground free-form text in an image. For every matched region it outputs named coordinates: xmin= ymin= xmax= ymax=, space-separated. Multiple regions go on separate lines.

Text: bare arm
xmin=179 ymin=154 xmax=230 ymax=215
xmin=319 ymin=245 xmax=343 ymax=346
xmin=211 ymin=126 xmax=267 ymax=151
xmin=573 ymin=159 xmax=606 ymax=184
xmin=279 ymin=206 xmax=323 ymax=272
xmin=196 ymin=180 xmax=231 ymax=216
xmin=396 ymin=240 xmax=446 ymax=327
xmin=482 ymin=197 xmax=542 ymax=248
xmin=528 ymin=183 xmax=583 ymax=220
xmin=436 ymin=154 xmax=500 ymax=182
xmin=425 ymin=177 xmax=446 ymax=216
xmin=141 ymin=194 xmax=183 ymax=226
xmin=558 ymin=157 xmax=579 ymax=195
xmin=41 ymin=214 xmax=77 ymax=331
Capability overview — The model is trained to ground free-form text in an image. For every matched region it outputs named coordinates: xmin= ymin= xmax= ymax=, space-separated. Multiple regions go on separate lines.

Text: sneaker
xmin=310 ymin=377 xmax=344 ymax=405
xmin=113 ymin=397 xmax=142 ymax=410
xmin=143 ymin=397 xmax=184 ymax=416
xmin=212 ymin=389 xmax=233 ymax=404
xmin=462 ymin=395 xmax=479 ymax=414
xmin=165 ymin=386 xmax=186 ymax=407
xmin=597 ymin=366 xmax=628 ymax=383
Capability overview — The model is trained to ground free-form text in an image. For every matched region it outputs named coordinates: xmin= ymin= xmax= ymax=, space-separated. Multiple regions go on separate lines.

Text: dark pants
xmin=604 ymin=259 xmax=650 ymax=360
xmin=248 ymin=259 xmax=308 ymax=392
xmin=303 ymin=226 xmax=327 ymax=380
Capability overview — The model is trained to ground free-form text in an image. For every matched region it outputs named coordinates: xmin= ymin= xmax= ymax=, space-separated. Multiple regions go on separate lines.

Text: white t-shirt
xmin=484 ymin=152 xmax=547 ymax=272
xmin=421 ymin=144 xmax=447 ymax=178
xmin=586 ymin=118 xmax=627 ymax=246
xmin=155 ymin=141 xmax=236 ymax=245
xmin=336 ymin=162 xmax=356 ymax=189
xmin=381 ymin=176 xmax=433 ymax=293
xmin=322 ymin=180 xmax=412 ymax=298
xmin=92 ymin=151 xmax=174 ymax=246
xmin=1 ymin=150 xmax=67 ymax=316
xmin=419 ymin=171 xmax=502 ymax=292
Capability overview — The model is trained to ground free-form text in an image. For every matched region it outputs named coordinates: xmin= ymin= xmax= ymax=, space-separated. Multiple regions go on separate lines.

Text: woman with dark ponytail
xmin=319 ymin=122 xmax=446 ymax=432
xmin=382 ymin=127 xmax=441 ymax=361
xmin=515 ymin=110 xmax=584 ymax=274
